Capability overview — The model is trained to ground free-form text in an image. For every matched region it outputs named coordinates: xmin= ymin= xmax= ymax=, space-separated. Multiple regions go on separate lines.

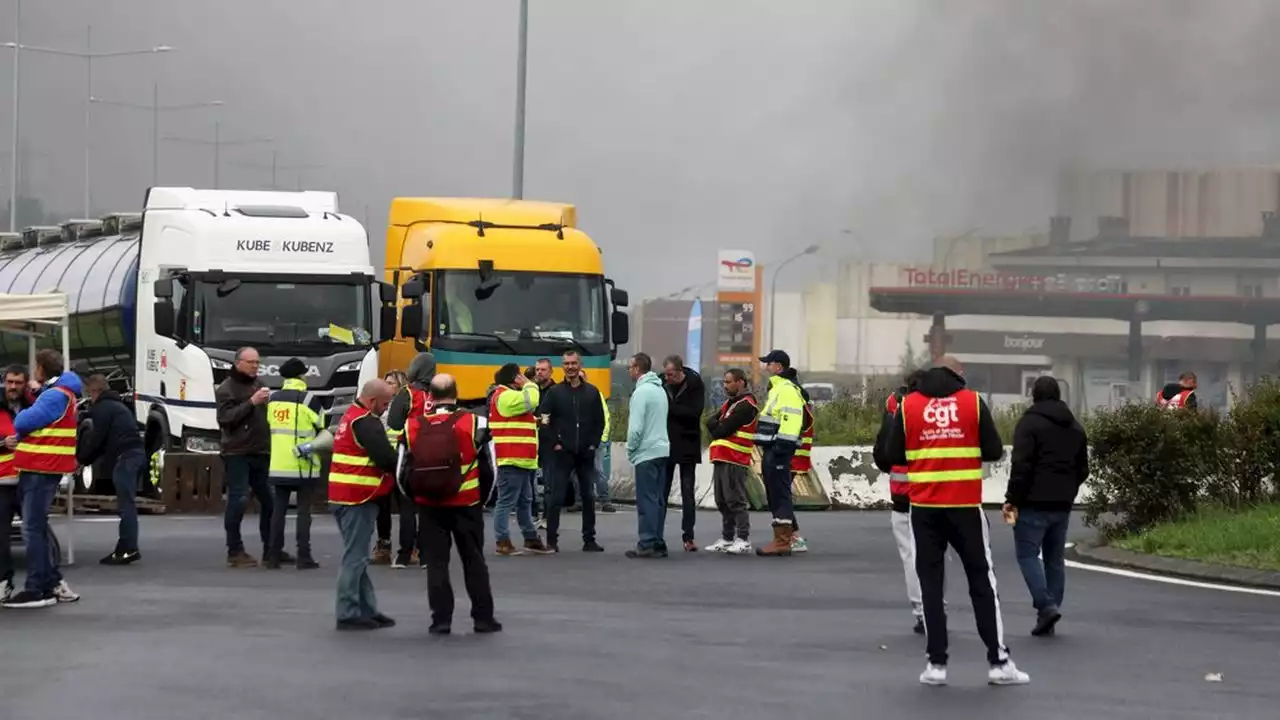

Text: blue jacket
xmin=626 ymin=371 xmax=670 ymax=466
xmin=14 ymin=372 xmax=84 ymax=438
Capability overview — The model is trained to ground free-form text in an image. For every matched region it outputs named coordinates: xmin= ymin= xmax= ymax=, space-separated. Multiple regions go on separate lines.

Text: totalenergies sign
xmin=717 ymin=250 xmax=757 ymax=292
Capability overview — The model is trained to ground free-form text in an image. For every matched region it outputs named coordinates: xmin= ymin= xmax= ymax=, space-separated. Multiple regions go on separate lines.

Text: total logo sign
xmin=717 ymin=250 xmax=757 ymax=292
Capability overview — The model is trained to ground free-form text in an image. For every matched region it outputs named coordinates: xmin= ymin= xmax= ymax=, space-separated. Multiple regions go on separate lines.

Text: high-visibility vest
xmin=328 ymin=404 xmax=392 ymax=506
xmin=791 ymin=402 xmax=815 ymax=473
xmin=756 ymin=375 xmax=805 ymax=444
xmin=489 ymin=384 xmax=539 ymax=469
xmin=1156 ymin=389 xmax=1194 ymax=410
xmin=885 ymin=391 xmax=910 ymax=497
xmin=15 ymin=386 xmax=78 ymax=475
xmin=709 ymin=394 xmax=758 ymax=468
xmin=901 ymin=389 xmax=984 ymax=508
xmin=600 ymin=391 xmax=611 ymax=443
xmin=267 ymin=378 xmax=323 ymax=483
xmin=388 ymin=386 xmax=432 ymax=447
xmin=416 ymin=407 xmax=482 ymax=508
xmin=0 ymin=410 xmax=16 ymax=484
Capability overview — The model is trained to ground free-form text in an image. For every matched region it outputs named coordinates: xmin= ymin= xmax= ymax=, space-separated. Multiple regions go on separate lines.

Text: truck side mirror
xmin=154 ymin=299 xmax=176 ymax=338
xmin=153 ymin=277 xmax=174 ymax=299
xmin=610 ymin=287 xmax=629 ymax=308
xmin=400 ymin=304 xmax=424 ymax=339
xmin=378 ymin=281 xmax=397 ymax=305
xmin=377 ymin=306 xmax=397 ymax=343
xmin=402 ymin=273 xmax=427 ymax=300
xmin=611 ymin=310 xmax=630 ymax=346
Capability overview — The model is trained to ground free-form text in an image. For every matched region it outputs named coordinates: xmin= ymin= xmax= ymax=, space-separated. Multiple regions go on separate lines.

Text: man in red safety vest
xmin=1156 ymin=372 xmax=1198 ymax=410
xmin=886 ymin=356 xmax=1029 ymax=687
xmin=704 ymin=368 xmax=758 ymax=554
xmin=874 ymin=368 xmax=926 ymax=635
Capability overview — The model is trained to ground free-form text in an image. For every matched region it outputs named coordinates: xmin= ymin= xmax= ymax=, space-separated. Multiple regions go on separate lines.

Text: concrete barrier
xmin=607 ymin=443 xmax=1093 ymax=510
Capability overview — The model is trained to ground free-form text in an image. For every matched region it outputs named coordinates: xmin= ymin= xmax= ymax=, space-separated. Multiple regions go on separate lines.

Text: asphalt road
xmin=0 ymin=509 xmax=1276 ymax=719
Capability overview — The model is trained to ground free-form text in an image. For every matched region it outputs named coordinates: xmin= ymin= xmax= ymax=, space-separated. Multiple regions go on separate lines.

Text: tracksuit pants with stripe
xmin=910 ymin=505 xmax=1010 ymax=667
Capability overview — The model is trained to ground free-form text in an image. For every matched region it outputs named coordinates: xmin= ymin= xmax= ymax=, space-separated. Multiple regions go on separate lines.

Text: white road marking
xmin=1065 ymin=559 xmax=1280 ymax=598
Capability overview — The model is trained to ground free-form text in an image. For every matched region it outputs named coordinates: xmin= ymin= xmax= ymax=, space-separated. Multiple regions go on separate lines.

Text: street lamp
xmin=4 ymin=19 xmax=173 ymax=219
xmin=91 ymin=84 xmax=223 ymax=186
xmin=511 ymin=0 xmax=529 ymax=199
xmin=768 ymin=244 xmax=819 ymax=352
xmin=235 ymin=151 xmax=322 ymax=190
xmin=164 ymin=122 xmax=272 ymax=189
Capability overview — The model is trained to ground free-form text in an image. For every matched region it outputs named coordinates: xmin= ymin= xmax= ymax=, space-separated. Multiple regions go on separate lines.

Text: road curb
xmin=1069 ymin=541 xmax=1280 ymax=590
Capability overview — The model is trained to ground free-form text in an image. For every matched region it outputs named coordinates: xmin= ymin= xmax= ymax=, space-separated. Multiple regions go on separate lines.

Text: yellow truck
xmin=380 ymin=197 xmax=630 ymax=404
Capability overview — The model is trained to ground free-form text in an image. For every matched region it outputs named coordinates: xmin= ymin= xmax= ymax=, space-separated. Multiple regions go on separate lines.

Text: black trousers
xmin=661 ymin=460 xmax=698 ymax=542
xmin=268 ymin=484 xmax=314 ymax=559
xmin=376 ymin=488 xmax=418 ymax=557
xmin=419 ymin=505 xmax=495 ymax=624
xmin=545 ymin=449 xmax=596 ymax=547
xmin=0 ymin=484 xmax=16 ymax=584
xmin=911 ymin=506 xmax=1009 ymax=667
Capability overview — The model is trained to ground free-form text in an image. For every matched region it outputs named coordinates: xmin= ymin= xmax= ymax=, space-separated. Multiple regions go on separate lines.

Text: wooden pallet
xmin=51 ymin=494 xmax=168 ymax=515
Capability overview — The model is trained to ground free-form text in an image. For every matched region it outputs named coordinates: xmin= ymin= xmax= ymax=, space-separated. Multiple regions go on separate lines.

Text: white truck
xmin=0 ymin=187 xmax=397 ymax=457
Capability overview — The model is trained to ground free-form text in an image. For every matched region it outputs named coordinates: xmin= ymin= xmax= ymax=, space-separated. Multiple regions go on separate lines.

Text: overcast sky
xmin=5 ymin=0 xmax=1280 ymax=298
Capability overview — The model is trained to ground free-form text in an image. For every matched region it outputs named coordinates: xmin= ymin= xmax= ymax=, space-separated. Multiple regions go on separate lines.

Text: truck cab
xmin=380 ymin=197 xmax=629 ymax=404
xmin=139 ymin=187 xmax=396 ymax=454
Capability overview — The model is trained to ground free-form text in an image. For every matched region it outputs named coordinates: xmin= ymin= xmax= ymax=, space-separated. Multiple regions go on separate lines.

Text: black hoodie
xmin=1005 ymin=399 xmax=1089 ymax=511
xmin=77 ymin=390 xmax=145 ymax=466
xmin=664 ymin=366 xmax=707 ymax=464
xmin=1158 ymin=382 xmax=1198 ymax=409
xmin=885 ymin=367 xmax=1005 ymax=470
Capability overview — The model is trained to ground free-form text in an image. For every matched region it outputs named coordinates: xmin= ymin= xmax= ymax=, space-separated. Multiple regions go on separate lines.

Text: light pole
xmin=164 ymin=122 xmax=272 ymax=189
xmin=511 ymin=0 xmax=529 ymax=199
xmin=235 ymin=151 xmax=322 ymax=190
xmin=4 ymin=22 xmax=172 ymax=217
xmin=6 ymin=0 xmax=19 ymax=232
xmin=768 ymin=244 xmax=819 ymax=352
xmin=91 ymin=84 xmax=222 ymax=186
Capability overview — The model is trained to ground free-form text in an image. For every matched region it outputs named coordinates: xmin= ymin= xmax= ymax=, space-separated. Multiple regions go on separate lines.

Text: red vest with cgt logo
xmin=901 ymin=389 xmax=983 ymax=508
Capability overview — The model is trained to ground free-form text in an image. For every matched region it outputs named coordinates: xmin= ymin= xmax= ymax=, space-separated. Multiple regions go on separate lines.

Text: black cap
xmin=759 ymin=350 xmax=791 ymax=368
xmin=279 ymin=358 xmax=308 ymax=380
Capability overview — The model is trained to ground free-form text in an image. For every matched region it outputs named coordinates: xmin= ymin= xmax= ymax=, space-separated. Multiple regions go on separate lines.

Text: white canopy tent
xmin=0 ymin=292 xmax=76 ymax=565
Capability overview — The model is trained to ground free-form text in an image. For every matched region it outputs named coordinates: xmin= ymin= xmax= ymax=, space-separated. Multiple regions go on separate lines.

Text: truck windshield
xmin=192 ymin=279 xmax=373 ymax=352
xmin=434 ymin=271 xmax=607 ymax=350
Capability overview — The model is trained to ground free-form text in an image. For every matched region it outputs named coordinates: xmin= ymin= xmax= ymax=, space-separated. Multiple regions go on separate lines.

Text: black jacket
xmin=873 ymin=384 xmax=912 ymax=512
xmin=541 ymin=378 xmax=606 ymax=456
xmin=215 ymin=369 xmax=269 ymax=456
xmin=886 ymin=367 xmax=1004 ymax=468
xmin=534 ymin=378 xmax=557 ymax=461
xmin=664 ymin=367 xmax=706 ymax=464
xmin=705 ymin=392 xmax=758 ymax=442
xmin=1158 ymin=382 xmax=1198 ymax=409
xmin=1005 ymin=399 xmax=1088 ymax=511
xmin=77 ymin=391 xmax=144 ymax=467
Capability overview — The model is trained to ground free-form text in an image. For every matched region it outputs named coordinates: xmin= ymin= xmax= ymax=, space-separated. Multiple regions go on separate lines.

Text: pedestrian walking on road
xmin=264 ymin=359 xmax=329 ymax=570
xmin=539 ymin=351 xmax=606 ymax=553
xmin=755 ymin=350 xmax=805 ymax=557
xmin=703 ymin=368 xmax=756 ymax=554
xmin=489 ymin=363 xmax=553 ymax=556
xmin=3 ymin=349 xmax=81 ymax=609
xmin=215 ymin=347 xmax=277 ymax=568
xmin=886 ymin=356 xmax=1029 ymax=687
xmin=79 ymin=374 xmax=147 ymax=566
xmin=874 ymin=369 xmax=926 ymax=634
xmin=624 ymin=353 xmax=671 ymax=559
xmin=383 ymin=355 xmax=437 ymax=567
xmin=329 ymin=380 xmax=399 ymax=631
xmin=0 ymin=365 xmax=30 ymax=601
xmin=662 ymin=355 xmax=705 ymax=552
xmin=408 ymin=374 xmax=502 ymax=635
xmin=1004 ymin=375 xmax=1088 ymax=637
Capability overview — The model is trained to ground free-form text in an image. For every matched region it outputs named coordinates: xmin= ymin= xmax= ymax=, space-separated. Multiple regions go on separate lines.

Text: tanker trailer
xmin=0 ymin=187 xmax=399 ymax=461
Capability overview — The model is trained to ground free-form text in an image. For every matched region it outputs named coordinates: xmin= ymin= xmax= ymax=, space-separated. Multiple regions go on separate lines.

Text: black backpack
xmin=407 ymin=411 xmax=466 ymax=502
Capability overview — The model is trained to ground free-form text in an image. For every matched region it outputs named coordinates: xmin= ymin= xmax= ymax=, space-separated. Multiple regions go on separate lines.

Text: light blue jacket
xmin=626 ymin=371 xmax=670 ymax=465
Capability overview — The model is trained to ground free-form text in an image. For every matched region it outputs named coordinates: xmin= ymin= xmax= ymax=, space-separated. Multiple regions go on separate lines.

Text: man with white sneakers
xmin=703 ymin=369 xmax=757 ymax=555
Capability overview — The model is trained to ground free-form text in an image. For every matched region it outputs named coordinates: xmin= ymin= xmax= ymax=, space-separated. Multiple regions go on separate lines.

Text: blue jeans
xmin=1013 ymin=508 xmax=1071 ymax=611
xmin=113 ymin=450 xmax=145 ymax=552
xmin=18 ymin=472 xmax=62 ymax=594
xmin=595 ymin=444 xmax=611 ymax=504
xmin=633 ymin=458 xmax=666 ymax=550
xmin=223 ymin=454 xmax=273 ymax=555
xmin=493 ymin=466 xmax=538 ymax=544
xmin=332 ymin=502 xmax=380 ymax=621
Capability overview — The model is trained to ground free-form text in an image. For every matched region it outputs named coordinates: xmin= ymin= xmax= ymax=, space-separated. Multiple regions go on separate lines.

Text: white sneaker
xmin=704 ymin=538 xmax=733 ymax=553
xmin=0 ymin=578 xmax=12 ymax=602
xmin=988 ymin=661 xmax=1030 ymax=686
xmin=919 ymin=663 xmax=947 ymax=686
xmin=726 ymin=538 xmax=753 ymax=555
xmin=54 ymin=580 xmax=80 ymax=604
xmin=790 ymin=535 xmax=809 ymax=553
